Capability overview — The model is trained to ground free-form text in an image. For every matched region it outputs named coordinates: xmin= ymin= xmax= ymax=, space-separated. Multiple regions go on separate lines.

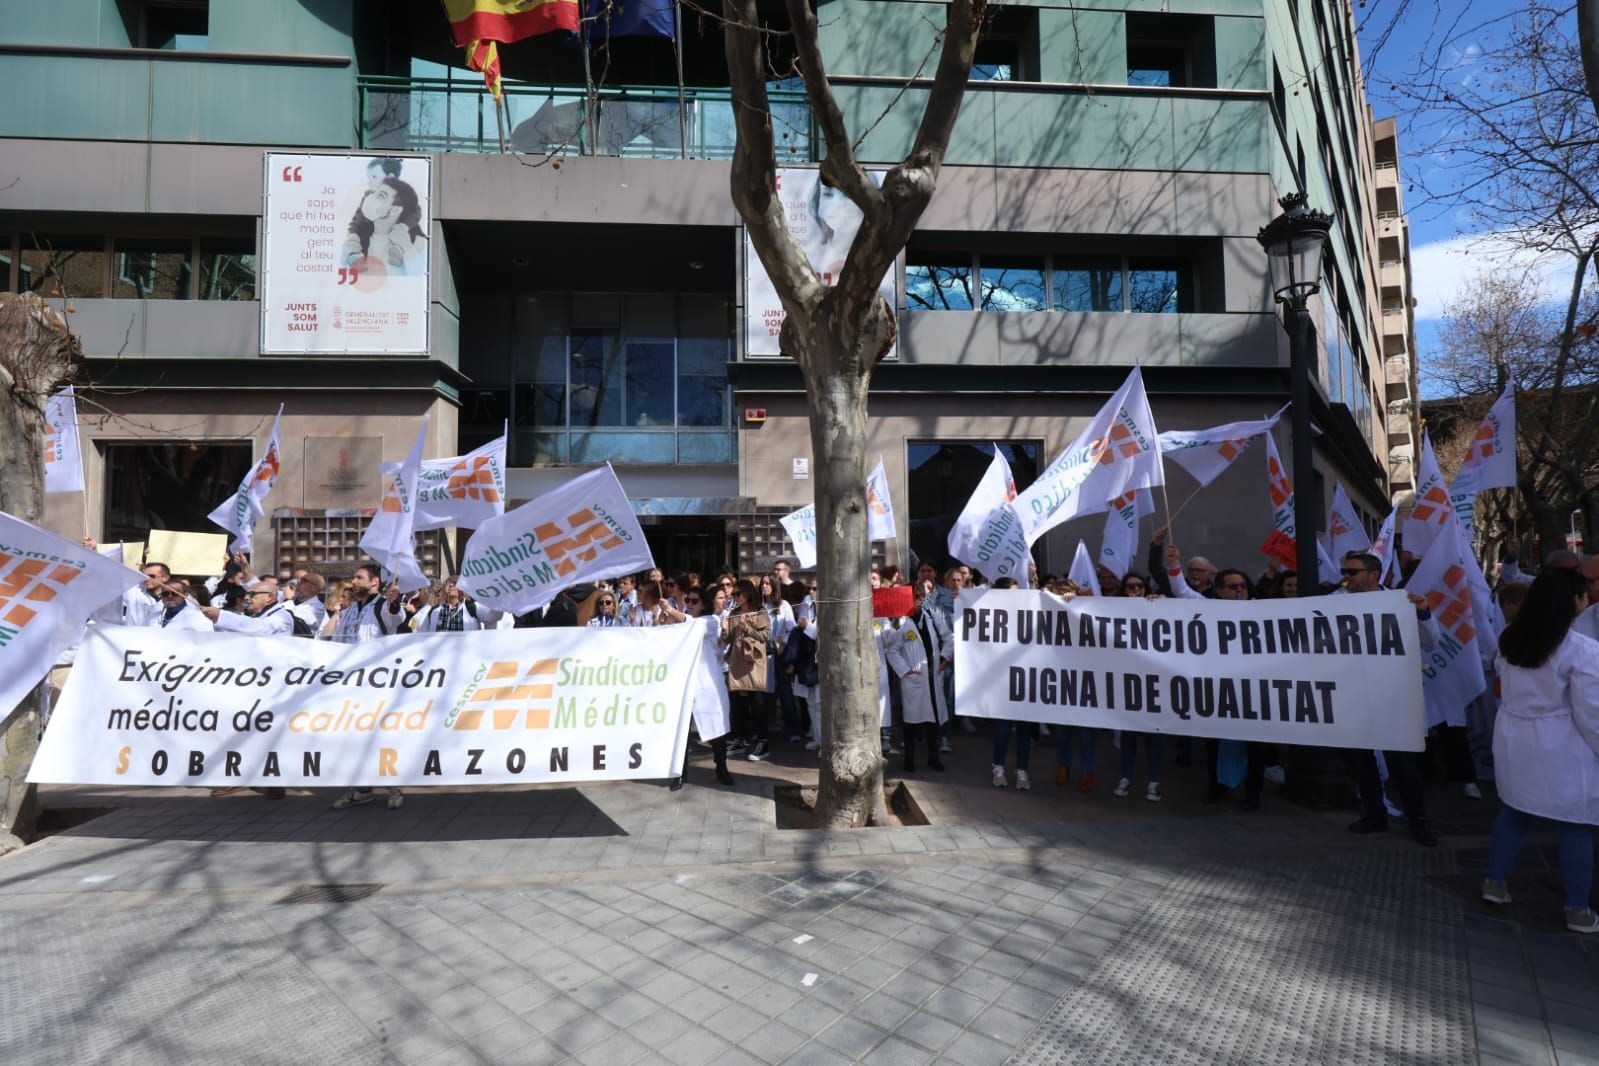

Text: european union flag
xmin=582 ymin=0 xmax=675 ymax=42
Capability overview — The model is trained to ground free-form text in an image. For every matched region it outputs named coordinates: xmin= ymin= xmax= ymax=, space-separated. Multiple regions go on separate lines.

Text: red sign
xmin=1261 ymin=530 xmax=1299 ymax=570
xmin=872 ymin=586 xmax=914 ymax=619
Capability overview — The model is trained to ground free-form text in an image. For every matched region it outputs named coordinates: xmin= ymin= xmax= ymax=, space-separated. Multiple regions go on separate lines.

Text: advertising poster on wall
xmin=743 ymin=167 xmax=896 ymax=358
xmin=261 ymin=153 xmax=431 ymax=354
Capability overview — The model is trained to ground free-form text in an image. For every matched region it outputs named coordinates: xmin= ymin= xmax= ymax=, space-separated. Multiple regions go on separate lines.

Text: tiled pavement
xmin=1 ymin=747 xmax=1596 ymax=1064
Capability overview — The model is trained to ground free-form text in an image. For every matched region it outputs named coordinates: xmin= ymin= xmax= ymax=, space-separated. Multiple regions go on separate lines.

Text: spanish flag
xmin=465 ymin=39 xmax=503 ymax=99
xmin=442 ymin=0 xmax=579 ymax=47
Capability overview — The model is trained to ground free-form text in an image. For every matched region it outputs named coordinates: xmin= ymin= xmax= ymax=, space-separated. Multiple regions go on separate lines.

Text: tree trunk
xmin=0 ymin=292 xmax=81 ymax=853
xmin=804 ymin=316 xmax=890 ymax=828
xmin=1580 ymin=0 xmax=1599 ymax=124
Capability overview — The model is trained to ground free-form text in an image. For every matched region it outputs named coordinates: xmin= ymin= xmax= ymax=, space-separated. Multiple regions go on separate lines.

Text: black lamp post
xmin=1257 ymin=192 xmax=1333 ymax=592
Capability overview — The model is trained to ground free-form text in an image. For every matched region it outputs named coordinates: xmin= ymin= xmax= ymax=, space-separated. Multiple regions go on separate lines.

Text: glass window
xmin=21 ymin=234 xmax=106 ymax=299
xmin=145 ymin=2 xmax=209 ymax=50
xmin=0 ymin=235 xmax=12 ymax=292
xmin=1127 ymin=261 xmax=1186 ymax=314
xmin=906 ymin=441 xmax=1040 ymax=576
xmin=1127 ymin=43 xmax=1187 ymax=87
xmin=679 ymin=296 xmax=730 ymax=428
xmin=569 ymin=328 xmax=624 ymax=426
xmin=980 ymin=257 xmax=1047 ymax=312
xmin=114 ymin=238 xmax=192 ymax=300
xmin=678 ymin=432 xmax=734 ymax=464
xmin=569 ymin=431 xmax=676 ymax=464
xmin=905 ymin=259 xmax=975 ymax=311
xmin=198 ymin=242 xmax=255 ymax=300
xmin=1053 ymin=259 xmax=1124 ymax=312
xmin=626 ymin=341 xmax=675 ymax=426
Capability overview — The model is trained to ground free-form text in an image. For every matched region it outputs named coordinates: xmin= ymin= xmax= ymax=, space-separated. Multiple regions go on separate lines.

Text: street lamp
xmin=1257 ymin=192 xmax=1333 ymax=593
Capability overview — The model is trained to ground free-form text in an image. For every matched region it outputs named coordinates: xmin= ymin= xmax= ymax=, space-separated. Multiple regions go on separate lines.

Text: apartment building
xmin=3 ymin=0 xmax=1400 ymax=579
xmin=1371 ymin=115 xmax=1421 ymax=503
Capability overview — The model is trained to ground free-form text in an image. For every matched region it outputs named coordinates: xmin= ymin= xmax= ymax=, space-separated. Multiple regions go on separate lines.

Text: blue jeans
xmin=1487 ymin=805 xmax=1594 ymax=911
xmin=992 ymin=721 xmax=1032 ymax=770
xmin=1120 ymin=732 xmax=1163 ymax=784
xmin=1056 ymin=727 xmax=1097 ymax=772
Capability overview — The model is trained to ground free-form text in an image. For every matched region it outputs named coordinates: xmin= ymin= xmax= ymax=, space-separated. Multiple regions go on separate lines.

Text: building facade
xmin=4 ymin=0 xmax=1402 ymax=581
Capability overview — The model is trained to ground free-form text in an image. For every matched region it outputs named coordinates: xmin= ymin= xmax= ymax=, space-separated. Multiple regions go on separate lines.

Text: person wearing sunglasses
xmin=1119 ymin=573 xmax=1150 ymax=598
xmin=154 ymin=579 xmax=213 ymax=632
xmin=587 ymin=593 xmax=626 ymax=627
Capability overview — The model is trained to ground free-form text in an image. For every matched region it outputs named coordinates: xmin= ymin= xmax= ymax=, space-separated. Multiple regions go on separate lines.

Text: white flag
xmin=384 ymin=432 xmax=507 ymax=531
xmin=1157 ymin=405 xmax=1286 ymax=488
xmin=947 ymin=447 xmax=1031 ymax=588
xmin=206 ymin=404 xmax=284 ymax=555
xmin=1014 ymin=367 xmax=1163 ymax=544
xmin=779 ymin=457 xmax=897 ymax=570
xmin=866 ymin=457 xmax=896 ymax=541
xmin=1099 ymin=488 xmax=1153 ymax=580
xmin=1403 ymin=435 xmax=1452 ymax=559
xmin=1263 ymin=433 xmax=1341 ymax=585
xmin=0 ymin=511 xmax=144 ymax=714
xmin=360 ymin=419 xmax=430 ymax=593
xmin=1409 ymin=511 xmax=1488 ymax=727
xmin=1326 ymin=483 xmax=1370 ymax=563
xmin=1068 ymin=539 xmax=1099 ymax=595
xmin=1448 ymin=383 xmax=1516 ymax=538
xmin=457 ymin=464 xmax=653 ymax=615
xmin=1370 ymin=509 xmax=1398 ymax=585
xmin=780 ymin=503 xmax=818 ymax=569
xmin=43 ymin=387 xmax=85 ymax=495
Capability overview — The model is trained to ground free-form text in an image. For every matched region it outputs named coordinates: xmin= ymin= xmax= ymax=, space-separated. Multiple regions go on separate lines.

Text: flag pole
xmin=580 ymin=9 xmax=597 ymax=155
xmin=672 ymin=1 xmax=688 ymax=159
xmin=494 ymin=94 xmax=509 ymax=153
xmin=1163 ymin=484 xmax=1205 ymax=525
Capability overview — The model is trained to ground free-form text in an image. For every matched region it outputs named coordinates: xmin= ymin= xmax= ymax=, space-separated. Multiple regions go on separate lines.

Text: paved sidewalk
xmin=2 ymin=739 xmax=1596 ymax=1065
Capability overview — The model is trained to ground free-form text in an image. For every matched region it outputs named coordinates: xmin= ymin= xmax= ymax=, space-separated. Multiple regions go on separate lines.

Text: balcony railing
xmin=359 ymin=75 xmax=813 ymax=161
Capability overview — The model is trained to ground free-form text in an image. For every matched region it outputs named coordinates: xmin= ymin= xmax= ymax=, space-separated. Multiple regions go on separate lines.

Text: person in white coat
xmin=1482 ymin=567 xmax=1599 ymax=934
xmin=883 ymin=584 xmax=948 ymax=773
xmin=414 ymin=577 xmax=502 ymax=632
xmin=154 ymin=580 xmax=214 ymax=633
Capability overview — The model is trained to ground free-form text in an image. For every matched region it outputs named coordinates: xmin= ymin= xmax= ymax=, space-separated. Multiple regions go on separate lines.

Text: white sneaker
xmin=1262 ymin=764 xmax=1286 ymax=785
xmin=1145 ymin=783 xmax=1162 ymax=803
xmin=1112 ymin=777 xmax=1132 ymax=798
xmin=939 ymin=738 xmax=952 ymax=753
xmin=1481 ymin=878 xmax=1512 ymax=905
xmin=804 ymin=739 xmax=820 ymax=751
xmin=331 ymin=789 xmax=374 ymax=810
xmin=1038 ymin=724 xmax=1053 ymax=737
xmin=386 ymin=790 xmax=405 ymax=811
xmin=1463 ymin=783 xmax=1483 ymax=800
xmin=992 ymin=765 xmax=1008 ymax=788
xmin=1566 ymin=908 xmax=1599 ymax=934
xmin=1016 ymin=771 xmax=1031 ymax=791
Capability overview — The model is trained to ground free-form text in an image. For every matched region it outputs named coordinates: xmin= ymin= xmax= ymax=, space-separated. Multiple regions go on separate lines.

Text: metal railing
xmin=358 ymin=75 xmax=814 ymax=161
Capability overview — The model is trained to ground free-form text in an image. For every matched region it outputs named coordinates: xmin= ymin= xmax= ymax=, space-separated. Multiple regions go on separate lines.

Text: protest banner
xmin=207 ymin=405 xmax=284 ymax=555
xmin=1013 ymin=367 xmax=1162 ymax=544
xmin=1099 ymin=488 xmax=1152 ymax=580
xmin=44 ymin=387 xmax=85 ymax=494
xmin=383 ymin=431 xmax=507 ymax=531
xmin=361 ymin=419 xmax=430 ymax=593
xmin=1156 ymin=406 xmax=1284 ymax=488
xmin=953 ymin=588 xmax=1425 ymax=750
xmin=145 ymin=530 xmax=229 ymax=578
xmin=1447 ymin=383 xmax=1516 ymax=537
xmin=947 ymin=446 xmax=1031 ymax=587
xmin=0 ymin=513 xmax=145 ymax=714
xmin=457 ymin=464 xmax=652 ymax=615
xmin=779 ymin=456 xmax=897 ymax=569
xmin=1404 ymin=436 xmax=1452 ymax=559
xmin=31 ymin=619 xmax=723 ymax=788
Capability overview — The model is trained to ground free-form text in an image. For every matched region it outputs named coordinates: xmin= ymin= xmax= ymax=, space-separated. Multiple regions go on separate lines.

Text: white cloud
xmin=1407 ymin=229 xmax=1583 ymax=322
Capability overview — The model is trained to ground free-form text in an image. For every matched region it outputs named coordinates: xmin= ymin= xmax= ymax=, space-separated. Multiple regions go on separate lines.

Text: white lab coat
xmin=1492 ymin=631 xmax=1599 ymax=825
xmin=414 ymin=601 xmax=503 ymax=632
xmin=870 ymin=618 xmax=893 ymax=728
xmin=882 ymin=615 xmax=942 ymax=725
xmin=1572 ymin=603 xmax=1599 ymax=643
xmin=214 ymin=602 xmax=295 ymax=637
xmin=158 ymin=603 xmax=215 ymax=633
xmin=121 ymin=584 xmax=163 ymax=627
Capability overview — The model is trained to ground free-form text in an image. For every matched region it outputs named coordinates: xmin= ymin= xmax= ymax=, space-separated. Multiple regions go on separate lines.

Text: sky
xmin=1353 ymin=0 xmax=1578 ymax=393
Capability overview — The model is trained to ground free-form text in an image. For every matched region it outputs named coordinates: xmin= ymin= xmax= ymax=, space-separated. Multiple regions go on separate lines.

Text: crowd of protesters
xmin=75 ymin=532 xmax=1599 ymax=934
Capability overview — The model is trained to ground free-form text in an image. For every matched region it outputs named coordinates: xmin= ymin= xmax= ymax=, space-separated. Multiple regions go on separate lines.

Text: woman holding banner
xmin=1482 ymin=568 xmax=1599 ymax=934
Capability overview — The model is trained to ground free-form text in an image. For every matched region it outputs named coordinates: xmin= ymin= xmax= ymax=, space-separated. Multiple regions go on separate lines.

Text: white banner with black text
xmin=30 ymin=621 xmax=725 ymax=787
xmin=954 ymin=589 xmax=1424 ymax=751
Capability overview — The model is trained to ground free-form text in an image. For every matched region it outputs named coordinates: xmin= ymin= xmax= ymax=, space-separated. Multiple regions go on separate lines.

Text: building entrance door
xmin=641 ymin=518 xmax=731 ymax=580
